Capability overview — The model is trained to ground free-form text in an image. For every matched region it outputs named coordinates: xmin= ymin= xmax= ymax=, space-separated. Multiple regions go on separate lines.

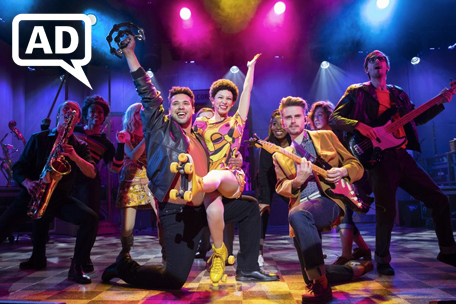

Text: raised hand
xmin=247 ymin=53 xmax=261 ymax=68
xmin=116 ymin=130 xmax=130 ymax=143
xmin=121 ymin=34 xmax=136 ymax=57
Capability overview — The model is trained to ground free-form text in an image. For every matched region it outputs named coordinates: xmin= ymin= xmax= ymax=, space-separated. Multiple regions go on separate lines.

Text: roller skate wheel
xmin=183 ymin=191 xmax=192 ymax=202
xmin=211 ymin=284 xmax=219 ymax=290
xmin=170 ymin=162 xmax=179 ymax=173
xmin=227 ymin=255 xmax=235 ymax=265
xmin=178 ymin=153 xmax=188 ymax=162
xmin=169 ymin=189 xmax=179 ymax=200
xmin=221 ymin=274 xmax=227 ymax=282
xmin=184 ymin=163 xmax=193 ymax=174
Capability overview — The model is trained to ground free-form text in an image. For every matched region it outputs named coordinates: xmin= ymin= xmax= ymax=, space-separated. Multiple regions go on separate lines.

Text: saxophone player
xmin=0 ymin=101 xmax=98 ymax=284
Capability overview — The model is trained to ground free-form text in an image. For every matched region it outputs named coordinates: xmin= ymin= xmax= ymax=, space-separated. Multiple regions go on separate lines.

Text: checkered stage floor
xmin=1 ymin=223 xmax=456 ymax=304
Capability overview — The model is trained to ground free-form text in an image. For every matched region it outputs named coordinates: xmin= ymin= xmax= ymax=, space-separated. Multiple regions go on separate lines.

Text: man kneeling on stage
xmin=272 ymin=96 xmax=365 ymax=303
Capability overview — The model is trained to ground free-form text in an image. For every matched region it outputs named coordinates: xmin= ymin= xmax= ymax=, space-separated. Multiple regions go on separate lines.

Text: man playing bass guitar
xmin=272 ymin=96 xmax=365 ymax=303
xmin=329 ymin=50 xmax=456 ymax=276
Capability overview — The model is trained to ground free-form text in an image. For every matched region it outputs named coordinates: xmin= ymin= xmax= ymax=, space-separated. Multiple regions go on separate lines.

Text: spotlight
xmin=320 ymin=61 xmax=330 ymax=69
xmin=448 ymin=43 xmax=456 ymax=50
xmin=180 ymin=7 xmax=191 ymax=20
xmin=411 ymin=57 xmax=420 ymax=65
xmin=60 ymin=75 xmax=65 ymax=81
xmin=274 ymin=1 xmax=286 ymax=15
xmin=230 ymin=66 xmax=239 ymax=73
xmin=377 ymin=0 xmax=389 ymax=9
xmin=87 ymin=13 xmax=97 ymax=25
xmin=146 ymin=69 xmax=154 ymax=78
xmin=27 ymin=67 xmax=35 ymax=71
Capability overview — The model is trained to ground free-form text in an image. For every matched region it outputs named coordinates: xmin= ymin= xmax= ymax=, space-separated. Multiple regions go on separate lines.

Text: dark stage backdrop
xmin=1 ymin=38 xmax=455 ymax=223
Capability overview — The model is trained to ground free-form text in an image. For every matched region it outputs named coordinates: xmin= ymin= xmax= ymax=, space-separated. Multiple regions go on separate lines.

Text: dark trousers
xmin=289 ymin=196 xmax=342 ymax=284
xmin=369 ymin=149 xmax=456 ymax=263
xmin=338 ymin=208 xmax=360 ymax=236
xmin=116 ymin=197 xmax=261 ymax=289
xmin=260 ymin=194 xmax=288 ymax=239
xmin=73 ymin=175 xmax=102 ymax=217
xmin=0 ymin=190 xmax=98 ymax=265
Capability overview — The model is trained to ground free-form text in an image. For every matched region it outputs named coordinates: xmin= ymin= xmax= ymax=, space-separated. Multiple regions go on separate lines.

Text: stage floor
xmin=1 ymin=223 xmax=456 ymax=303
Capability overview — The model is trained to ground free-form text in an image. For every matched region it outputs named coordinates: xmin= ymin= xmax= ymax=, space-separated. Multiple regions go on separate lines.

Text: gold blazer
xmin=273 ymin=130 xmax=364 ymax=236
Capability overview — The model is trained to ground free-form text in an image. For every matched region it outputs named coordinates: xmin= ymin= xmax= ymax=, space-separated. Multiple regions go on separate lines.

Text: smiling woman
xmin=191 ymin=53 xmax=263 ymax=287
xmin=256 ymin=109 xmax=291 ymax=265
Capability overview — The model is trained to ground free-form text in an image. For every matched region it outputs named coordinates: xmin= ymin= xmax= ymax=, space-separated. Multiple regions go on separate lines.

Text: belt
xmin=300 ymin=191 xmax=322 ymax=203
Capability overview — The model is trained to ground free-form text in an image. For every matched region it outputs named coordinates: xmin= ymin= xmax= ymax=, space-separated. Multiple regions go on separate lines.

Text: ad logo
xmin=12 ymin=14 xmax=92 ymax=89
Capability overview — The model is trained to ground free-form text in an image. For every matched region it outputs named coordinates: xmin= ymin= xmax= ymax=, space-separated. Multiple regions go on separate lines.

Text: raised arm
xmin=237 ymin=54 xmax=261 ymax=121
xmin=122 ymin=35 xmax=141 ymax=72
xmin=107 ymin=131 xmax=127 ymax=173
xmin=125 ymin=137 xmax=146 ymax=161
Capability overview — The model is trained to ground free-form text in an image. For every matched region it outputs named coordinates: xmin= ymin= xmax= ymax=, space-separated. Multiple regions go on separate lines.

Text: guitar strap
xmin=291 ymin=136 xmax=320 ymax=198
xmin=291 ymin=140 xmax=316 ymax=162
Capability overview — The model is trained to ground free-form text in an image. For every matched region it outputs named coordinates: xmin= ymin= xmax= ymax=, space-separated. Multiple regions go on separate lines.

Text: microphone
xmin=8 ymin=120 xmax=26 ymax=145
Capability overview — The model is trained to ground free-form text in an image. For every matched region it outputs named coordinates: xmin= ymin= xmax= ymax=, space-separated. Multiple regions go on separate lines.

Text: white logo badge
xmin=12 ymin=14 xmax=92 ymax=89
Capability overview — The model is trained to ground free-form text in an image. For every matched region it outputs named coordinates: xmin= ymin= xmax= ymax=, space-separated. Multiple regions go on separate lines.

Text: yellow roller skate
xmin=169 ymin=153 xmax=203 ymax=202
xmin=207 ymin=243 xmax=235 ymax=289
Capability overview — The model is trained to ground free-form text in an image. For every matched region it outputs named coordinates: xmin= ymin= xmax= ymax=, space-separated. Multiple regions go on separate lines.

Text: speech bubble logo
xmin=12 ymin=14 xmax=92 ymax=90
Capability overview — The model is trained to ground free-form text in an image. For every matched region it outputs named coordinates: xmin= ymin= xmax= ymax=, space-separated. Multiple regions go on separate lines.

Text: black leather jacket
xmin=131 ymin=67 xmax=209 ymax=202
xmin=329 ymin=82 xmax=444 ymax=153
xmin=13 ymin=129 xmax=94 ymax=195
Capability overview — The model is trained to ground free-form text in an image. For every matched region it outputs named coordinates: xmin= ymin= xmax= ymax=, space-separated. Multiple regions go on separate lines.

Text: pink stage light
xmin=274 ymin=2 xmax=286 ymax=15
xmin=180 ymin=7 xmax=191 ymax=20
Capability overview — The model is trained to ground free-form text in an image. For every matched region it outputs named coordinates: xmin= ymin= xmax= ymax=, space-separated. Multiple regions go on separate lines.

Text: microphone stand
xmin=41 ymin=74 xmax=68 ymax=131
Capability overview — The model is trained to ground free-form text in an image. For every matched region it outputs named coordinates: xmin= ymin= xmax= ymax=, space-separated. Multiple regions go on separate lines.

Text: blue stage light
xmin=230 ymin=66 xmax=240 ymax=73
xmin=320 ymin=61 xmax=330 ymax=69
xmin=377 ymin=0 xmax=389 ymax=9
xmin=87 ymin=13 xmax=97 ymax=26
xmin=411 ymin=56 xmax=420 ymax=65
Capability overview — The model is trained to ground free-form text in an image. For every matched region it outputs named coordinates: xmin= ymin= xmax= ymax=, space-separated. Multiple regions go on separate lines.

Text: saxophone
xmin=27 ymin=110 xmax=76 ymax=219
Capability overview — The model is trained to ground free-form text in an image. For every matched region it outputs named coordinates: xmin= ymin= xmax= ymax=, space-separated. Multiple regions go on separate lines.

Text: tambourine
xmin=106 ymin=22 xmax=145 ymax=59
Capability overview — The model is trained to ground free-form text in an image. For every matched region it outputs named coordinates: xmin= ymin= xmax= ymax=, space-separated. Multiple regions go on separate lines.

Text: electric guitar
xmin=349 ymin=81 xmax=456 ymax=168
xmin=248 ymin=134 xmax=369 ymax=214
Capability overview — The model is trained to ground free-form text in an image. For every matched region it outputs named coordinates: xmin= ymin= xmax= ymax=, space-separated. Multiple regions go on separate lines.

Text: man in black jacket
xmin=0 ymin=101 xmax=98 ymax=284
xmin=330 ymin=50 xmax=456 ymax=275
xmin=101 ymin=36 xmax=278 ymax=289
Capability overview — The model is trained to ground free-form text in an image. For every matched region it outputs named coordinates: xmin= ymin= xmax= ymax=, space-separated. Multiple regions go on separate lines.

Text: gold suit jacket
xmin=272 ymin=130 xmax=364 ymax=236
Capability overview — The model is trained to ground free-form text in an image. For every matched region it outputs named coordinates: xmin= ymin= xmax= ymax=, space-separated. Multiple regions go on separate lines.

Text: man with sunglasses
xmin=330 ymin=50 xmax=456 ymax=275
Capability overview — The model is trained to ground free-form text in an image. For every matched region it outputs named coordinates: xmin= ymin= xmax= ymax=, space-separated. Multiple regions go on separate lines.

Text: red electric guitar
xmin=349 ymin=81 xmax=456 ymax=168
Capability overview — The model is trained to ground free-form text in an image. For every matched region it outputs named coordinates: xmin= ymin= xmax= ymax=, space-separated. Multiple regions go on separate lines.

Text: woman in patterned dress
xmin=192 ymin=54 xmax=261 ymax=284
xmin=116 ymin=103 xmax=156 ymax=259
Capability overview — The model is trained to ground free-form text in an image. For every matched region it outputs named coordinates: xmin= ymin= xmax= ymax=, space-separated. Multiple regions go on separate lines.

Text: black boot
xmin=82 ymin=258 xmax=94 ymax=273
xmin=68 ymin=259 xmax=92 ymax=284
xmin=117 ymin=234 xmax=134 ymax=261
xmin=102 ymin=252 xmax=131 ymax=282
xmin=19 ymin=254 xmax=47 ymax=270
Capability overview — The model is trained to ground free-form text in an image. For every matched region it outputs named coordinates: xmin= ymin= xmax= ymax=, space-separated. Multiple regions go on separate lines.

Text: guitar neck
xmin=387 ymin=94 xmax=444 ymax=134
xmin=260 ymin=139 xmax=328 ymax=178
